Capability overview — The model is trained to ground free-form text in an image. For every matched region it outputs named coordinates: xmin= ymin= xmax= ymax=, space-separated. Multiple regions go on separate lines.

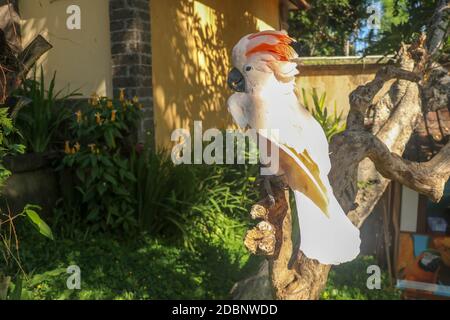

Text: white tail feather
xmin=293 ymin=189 xmax=360 ymax=265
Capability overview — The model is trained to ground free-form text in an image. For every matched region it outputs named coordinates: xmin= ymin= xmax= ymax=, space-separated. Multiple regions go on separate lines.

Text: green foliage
xmin=288 ymin=1 xmax=447 ymax=58
xmin=9 ymin=213 xmax=253 ymax=299
xmin=186 ymin=161 xmax=258 ymax=251
xmin=66 ymin=92 xmax=142 ymax=150
xmin=8 ymin=231 xmax=401 ymax=300
xmin=0 ymin=107 xmax=25 ymax=187
xmin=130 ymin=143 xmax=197 ymax=242
xmin=302 ymin=88 xmax=345 ymax=141
xmin=23 ymin=204 xmax=54 ymax=240
xmin=288 ymin=0 xmax=369 ymax=56
xmin=129 ymin=134 xmax=258 ymax=248
xmin=0 ymin=105 xmax=53 ymax=300
xmin=366 ymin=0 xmax=447 ymax=55
xmin=14 ymin=67 xmax=81 ymax=153
xmin=54 ymin=94 xmax=143 ymax=235
xmin=1 ymin=205 xmax=53 ymax=284
xmin=322 ymin=256 xmax=401 ymax=300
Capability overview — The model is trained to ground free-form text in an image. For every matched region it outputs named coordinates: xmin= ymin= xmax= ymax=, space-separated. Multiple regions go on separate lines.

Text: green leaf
xmin=9 ymin=276 xmax=23 ymax=300
xmin=104 ymin=129 xmax=116 ymax=148
xmin=104 ymin=173 xmax=118 ymax=186
xmin=23 ymin=205 xmax=54 ymax=240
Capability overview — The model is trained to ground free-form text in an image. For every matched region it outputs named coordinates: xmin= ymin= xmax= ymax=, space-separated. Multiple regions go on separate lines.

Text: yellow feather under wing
xmin=257 ymin=131 xmax=330 ymax=217
xmin=281 ymin=144 xmax=330 ymax=218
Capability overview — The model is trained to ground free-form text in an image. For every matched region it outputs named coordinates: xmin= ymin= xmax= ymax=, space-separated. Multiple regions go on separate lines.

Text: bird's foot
xmin=259 ymin=174 xmax=288 ymax=208
xmin=263 ymin=176 xmax=276 ymax=208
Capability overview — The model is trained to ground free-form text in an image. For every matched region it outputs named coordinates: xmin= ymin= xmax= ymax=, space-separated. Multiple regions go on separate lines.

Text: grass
xmin=3 ymin=146 xmax=400 ymax=300
xmin=14 ymin=230 xmax=252 ymax=300
xmin=11 ymin=227 xmax=401 ymax=300
xmin=322 ymin=256 xmax=401 ymax=300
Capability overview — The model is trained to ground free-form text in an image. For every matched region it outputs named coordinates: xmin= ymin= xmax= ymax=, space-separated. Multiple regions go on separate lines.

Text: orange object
xmin=246 ymin=32 xmax=296 ymax=61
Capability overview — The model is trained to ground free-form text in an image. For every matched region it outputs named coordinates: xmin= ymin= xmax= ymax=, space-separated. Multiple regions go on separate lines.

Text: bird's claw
xmin=263 ymin=176 xmax=276 ymax=208
xmin=267 ymin=194 xmax=276 ymax=208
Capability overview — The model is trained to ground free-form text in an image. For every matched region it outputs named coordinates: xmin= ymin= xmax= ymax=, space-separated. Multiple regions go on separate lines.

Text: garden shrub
xmin=322 ymin=256 xmax=401 ymax=300
xmin=54 ymin=91 xmax=142 ymax=235
xmin=13 ymin=67 xmax=80 ymax=153
xmin=301 ymin=88 xmax=345 ymax=141
xmin=130 ymin=135 xmax=259 ymax=249
xmin=0 ymin=104 xmax=53 ymax=300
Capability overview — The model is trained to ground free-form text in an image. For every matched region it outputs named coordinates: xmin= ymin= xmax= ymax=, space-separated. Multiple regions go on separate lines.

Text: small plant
xmin=301 ymin=88 xmax=345 ymax=141
xmin=54 ymin=91 xmax=143 ymax=235
xmin=13 ymin=67 xmax=81 ymax=153
xmin=321 ymin=256 xmax=401 ymax=300
xmin=130 ymin=136 xmax=198 ymax=241
xmin=0 ymin=107 xmax=25 ymax=186
xmin=0 ymin=106 xmax=52 ymax=300
xmin=130 ymin=135 xmax=258 ymax=248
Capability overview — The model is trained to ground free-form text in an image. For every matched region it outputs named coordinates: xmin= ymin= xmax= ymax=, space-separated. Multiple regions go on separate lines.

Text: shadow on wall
xmin=151 ymin=0 xmax=279 ymax=147
xmin=19 ymin=0 xmax=113 ymax=97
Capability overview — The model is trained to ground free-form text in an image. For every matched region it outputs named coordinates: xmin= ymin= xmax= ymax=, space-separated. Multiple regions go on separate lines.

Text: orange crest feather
xmin=246 ymin=31 xmax=296 ymax=61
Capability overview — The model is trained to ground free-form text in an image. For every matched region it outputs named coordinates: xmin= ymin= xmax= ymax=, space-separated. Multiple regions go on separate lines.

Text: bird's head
xmin=227 ymin=30 xmax=300 ymax=94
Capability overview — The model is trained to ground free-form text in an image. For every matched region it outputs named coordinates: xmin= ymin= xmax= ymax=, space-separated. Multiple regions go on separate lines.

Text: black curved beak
xmin=227 ymin=67 xmax=245 ymax=92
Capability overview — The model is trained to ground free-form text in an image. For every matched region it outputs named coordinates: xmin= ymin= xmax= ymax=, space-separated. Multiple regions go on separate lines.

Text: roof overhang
xmin=287 ymin=0 xmax=311 ymax=10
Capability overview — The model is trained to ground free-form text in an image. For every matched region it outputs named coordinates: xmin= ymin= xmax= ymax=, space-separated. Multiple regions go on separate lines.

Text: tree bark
xmin=0 ymin=1 xmax=52 ymax=104
xmin=0 ymin=274 xmax=10 ymax=300
xmin=231 ymin=0 xmax=450 ymax=300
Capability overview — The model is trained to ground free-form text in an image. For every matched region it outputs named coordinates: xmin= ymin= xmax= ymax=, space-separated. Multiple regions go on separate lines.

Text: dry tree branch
xmin=233 ymin=0 xmax=450 ymax=300
xmin=342 ymin=131 xmax=450 ymax=202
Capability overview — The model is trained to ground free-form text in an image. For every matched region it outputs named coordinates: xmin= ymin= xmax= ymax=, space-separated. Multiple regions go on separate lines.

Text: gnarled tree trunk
xmin=231 ymin=0 xmax=450 ymax=300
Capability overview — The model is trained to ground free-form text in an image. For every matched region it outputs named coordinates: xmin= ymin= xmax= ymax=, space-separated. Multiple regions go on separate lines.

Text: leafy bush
xmin=130 ymin=139 xmax=198 ymax=242
xmin=0 ymin=107 xmax=25 ymax=186
xmin=129 ymin=134 xmax=259 ymax=248
xmin=13 ymin=67 xmax=80 ymax=153
xmin=0 ymin=106 xmax=53 ymax=300
xmin=302 ymin=88 xmax=345 ymax=140
xmin=322 ymin=256 xmax=401 ymax=300
xmin=13 ymin=232 xmax=250 ymax=300
xmin=54 ymin=92 xmax=142 ymax=235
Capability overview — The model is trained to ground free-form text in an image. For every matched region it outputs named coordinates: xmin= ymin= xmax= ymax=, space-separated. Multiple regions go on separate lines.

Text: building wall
xmin=297 ymin=63 xmax=389 ymax=117
xmin=108 ymin=0 xmax=153 ymax=141
xmin=150 ymin=0 xmax=280 ymax=147
xmin=19 ymin=0 xmax=113 ymax=97
xmin=17 ymin=0 xmax=390 ymax=149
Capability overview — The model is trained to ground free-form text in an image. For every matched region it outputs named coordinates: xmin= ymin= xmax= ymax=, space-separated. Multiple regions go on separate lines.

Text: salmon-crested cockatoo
xmin=227 ymin=30 xmax=360 ymax=265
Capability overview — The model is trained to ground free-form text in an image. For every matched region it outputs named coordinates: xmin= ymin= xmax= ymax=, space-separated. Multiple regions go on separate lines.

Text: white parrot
xmin=227 ymin=30 xmax=360 ymax=265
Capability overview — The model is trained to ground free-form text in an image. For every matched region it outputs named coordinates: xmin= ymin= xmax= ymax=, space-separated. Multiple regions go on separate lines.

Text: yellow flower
xmin=119 ymin=88 xmax=125 ymax=102
xmin=88 ymin=143 xmax=96 ymax=153
xmin=132 ymin=96 xmax=139 ymax=104
xmin=64 ymin=141 xmax=71 ymax=154
xmin=75 ymin=110 xmax=82 ymax=123
xmin=111 ymin=110 xmax=117 ymax=122
xmin=74 ymin=142 xmax=81 ymax=152
xmin=107 ymin=100 xmax=113 ymax=109
xmin=89 ymin=92 xmax=99 ymax=106
xmin=95 ymin=112 xmax=102 ymax=125
xmin=138 ymin=103 xmax=143 ymax=110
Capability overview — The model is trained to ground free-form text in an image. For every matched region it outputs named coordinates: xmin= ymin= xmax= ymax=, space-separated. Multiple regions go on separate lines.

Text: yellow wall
xmin=151 ymin=0 xmax=280 ymax=147
xmin=297 ymin=64 xmax=389 ymax=117
xmin=19 ymin=0 xmax=112 ymax=97
xmin=18 ymin=0 xmax=388 ymax=149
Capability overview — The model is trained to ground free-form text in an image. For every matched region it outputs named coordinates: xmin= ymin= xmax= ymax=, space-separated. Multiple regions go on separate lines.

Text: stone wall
xmin=109 ymin=0 xmax=153 ymax=141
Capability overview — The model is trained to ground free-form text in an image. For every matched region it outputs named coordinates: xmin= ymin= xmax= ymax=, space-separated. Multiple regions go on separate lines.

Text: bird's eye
xmin=245 ymin=66 xmax=252 ymax=72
